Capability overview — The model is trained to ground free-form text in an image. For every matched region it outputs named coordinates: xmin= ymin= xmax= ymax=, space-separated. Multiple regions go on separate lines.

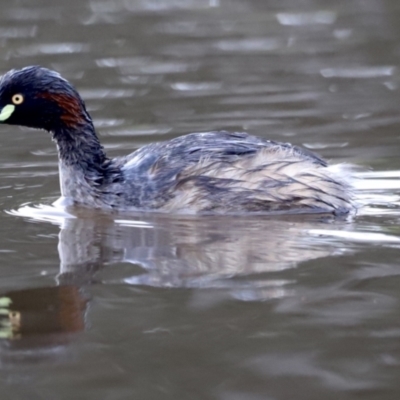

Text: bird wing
xmin=118 ymin=131 xmax=347 ymax=213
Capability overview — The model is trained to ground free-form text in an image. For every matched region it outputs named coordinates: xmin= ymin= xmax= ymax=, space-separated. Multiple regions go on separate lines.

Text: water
xmin=1 ymin=0 xmax=400 ymax=398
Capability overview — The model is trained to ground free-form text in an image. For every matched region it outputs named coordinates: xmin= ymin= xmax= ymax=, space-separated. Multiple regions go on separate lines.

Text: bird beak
xmin=0 ymin=104 xmax=15 ymax=122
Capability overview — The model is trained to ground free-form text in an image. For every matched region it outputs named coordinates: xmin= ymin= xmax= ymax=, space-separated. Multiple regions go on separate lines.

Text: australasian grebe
xmin=0 ymin=66 xmax=354 ymax=214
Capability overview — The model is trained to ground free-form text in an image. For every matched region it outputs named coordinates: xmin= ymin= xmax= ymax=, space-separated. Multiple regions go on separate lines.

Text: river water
xmin=1 ymin=0 xmax=400 ymax=399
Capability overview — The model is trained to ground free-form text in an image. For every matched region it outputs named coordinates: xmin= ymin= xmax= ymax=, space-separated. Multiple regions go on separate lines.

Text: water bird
xmin=0 ymin=66 xmax=354 ymax=214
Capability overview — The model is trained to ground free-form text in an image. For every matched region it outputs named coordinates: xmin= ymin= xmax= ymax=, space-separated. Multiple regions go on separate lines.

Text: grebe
xmin=0 ymin=66 xmax=354 ymax=214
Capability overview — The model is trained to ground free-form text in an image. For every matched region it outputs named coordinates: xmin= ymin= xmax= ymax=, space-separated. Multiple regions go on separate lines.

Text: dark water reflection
xmin=1 ymin=0 xmax=400 ymax=399
xmin=57 ymin=212 xmax=349 ymax=289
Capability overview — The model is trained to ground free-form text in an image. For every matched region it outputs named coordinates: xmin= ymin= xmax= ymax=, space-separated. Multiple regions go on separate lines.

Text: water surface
xmin=1 ymin=0 xmax=400 ymax=399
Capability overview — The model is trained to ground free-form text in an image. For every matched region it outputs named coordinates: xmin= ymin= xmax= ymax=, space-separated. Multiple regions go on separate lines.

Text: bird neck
xmin=52 ymin=121 xmax=108 ymax=173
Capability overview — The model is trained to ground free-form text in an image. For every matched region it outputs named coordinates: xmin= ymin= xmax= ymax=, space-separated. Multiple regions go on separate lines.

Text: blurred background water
xmin=1 ymin=0 xmax=400 ymax=399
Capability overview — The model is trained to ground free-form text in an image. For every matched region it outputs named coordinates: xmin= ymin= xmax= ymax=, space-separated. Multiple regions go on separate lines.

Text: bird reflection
xmin=57 ymin=210 xmax=344 ymax=295
xmin=2 ymin=206 xmax=348 ymax=345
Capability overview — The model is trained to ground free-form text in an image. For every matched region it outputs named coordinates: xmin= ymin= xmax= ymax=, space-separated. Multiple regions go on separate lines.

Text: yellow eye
xmin=11 ymin=94 xmax=24 ymax=105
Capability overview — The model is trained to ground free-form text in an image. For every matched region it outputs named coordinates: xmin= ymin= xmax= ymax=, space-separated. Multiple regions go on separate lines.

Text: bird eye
xmin=11 ymin=94 xmax=24 ymax=105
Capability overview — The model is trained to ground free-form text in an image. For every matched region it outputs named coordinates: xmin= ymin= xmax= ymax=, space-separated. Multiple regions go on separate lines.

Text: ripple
xmin=321 ymin=66 xmax=395 ymax=79
xmin=308 ymin=229 xmax=400 ymax=243
xmin=106 ymin=126 xmax=172 ymax=136
xmin=96 ymin=57 xmax=149 ymax=68
xmin=89 ymin=0 xmax=220 ymax=14
xmin=79 ymin=89 xmax=136 ymax=100
xmin=93 ymin=119 xmax=125 ymax=128
xmin=215 ymin=38 xmax=281 ymax=53
xmin=0 ymin=26 xmax=37 ymax=38
xmin=7 ymin=203 xmax=76 ymax=225
xmin=170 ymin=82 xmax=222 ymax=92
xmin=15 ymin=43 xmax=90 ymax=57
xmin=276 ymin=11 xmax=337 ymax=26
xmin=354 ymin=170 xmax=400 ymax=191
xmin=96 ymin=57 xmax=196 ymax=74
xmin=6 ymin=7 xmax=62 ymax=21
xmin=114 ymin=219 xmax=153 ymax=228
xmin=219 ymin=91 xmax=321 ymax=105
